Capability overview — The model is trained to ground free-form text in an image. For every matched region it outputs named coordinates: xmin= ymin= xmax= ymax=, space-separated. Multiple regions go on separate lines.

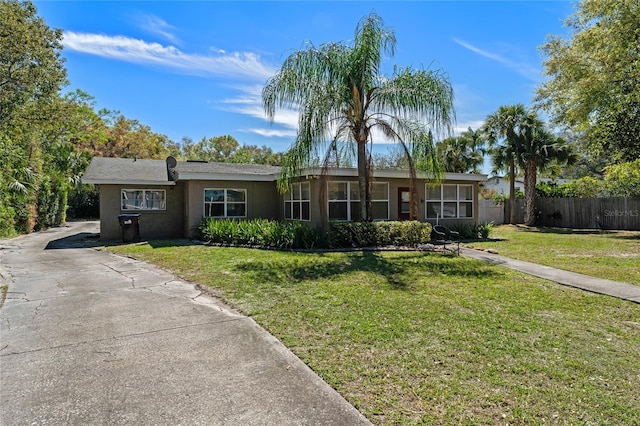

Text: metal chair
xmin=429 ymin=225 xmax=460 ymax=255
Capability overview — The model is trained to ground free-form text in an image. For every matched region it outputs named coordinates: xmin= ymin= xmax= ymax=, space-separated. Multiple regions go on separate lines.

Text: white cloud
xmin=62 ymin=31 xmax=276 ymax=81
xmin=218 ymin=84 xmax=300 ymax=137
xmin=454 ymin=120 xmax=485 ymax=135
xmin=247 ymin=128 xmax=298 ymax=138
xmin=453 ymin=37 xmax=540 ymax=82
xmin=141 ymin=15 xmax=179 ymax=44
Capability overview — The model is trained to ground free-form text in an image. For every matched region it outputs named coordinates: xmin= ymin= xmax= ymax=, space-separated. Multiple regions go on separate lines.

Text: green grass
xmin=469 ymin=225 xmax=640 ymax=285
xmin=109 ymin=242 xmax=640 ymax=425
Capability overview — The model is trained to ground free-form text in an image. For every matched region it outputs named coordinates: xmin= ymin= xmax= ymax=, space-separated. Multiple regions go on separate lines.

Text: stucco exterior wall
xmin=98 ymin=184 xmax=184 ymax=241
xmin=183 ymin=180 xmax=281 ymax=238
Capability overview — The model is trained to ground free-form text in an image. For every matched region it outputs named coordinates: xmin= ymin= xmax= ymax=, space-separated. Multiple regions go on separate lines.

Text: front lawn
xmin=470 ymin=225 xmax=640 ymax=285
xmin=109 ymin=242 xmax=640 ymax=425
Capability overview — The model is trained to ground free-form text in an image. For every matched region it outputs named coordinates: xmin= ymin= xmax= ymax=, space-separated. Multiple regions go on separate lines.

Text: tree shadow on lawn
xmin=233 ymin=250 xmax=501 ymax=290
xmin=515 ymin=225 xmax=617 ymax=235
xmin=513 ymin=226 xmax=640 ymax=241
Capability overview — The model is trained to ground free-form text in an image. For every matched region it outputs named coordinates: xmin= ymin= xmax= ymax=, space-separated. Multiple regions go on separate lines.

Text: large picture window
xmin=426 ymin=184 xmax=473 ymax=219
xmin=328 ymin=181 xmax=388 ymax=221
xmin=204 ymin=189 xmax=246 ymax=218
xmin=121 ymin=189 xmax=166 ymax=211
xmin=284 ymin=182 xmax=310 ymax=221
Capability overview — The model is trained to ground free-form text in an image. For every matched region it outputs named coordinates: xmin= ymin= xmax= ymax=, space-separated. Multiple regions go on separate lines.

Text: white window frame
xmin=284 ymin=181 xmax=311 ymax=222
xmin=425 ymin=184 xmax=474 ymax=219
xmin=121 ymin=189 xmax=166 ymax=211
xmin=371 ymin=182 xmax=389 ymax=221
xmin=327 ymin=181 xmax=389 ymax=221
xmin=204 ymin=188 xmax=247 ymax=218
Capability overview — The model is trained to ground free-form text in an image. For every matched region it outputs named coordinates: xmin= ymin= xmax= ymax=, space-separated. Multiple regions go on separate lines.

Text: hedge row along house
xmin=82 ymin=156 xmax=487 ymax=241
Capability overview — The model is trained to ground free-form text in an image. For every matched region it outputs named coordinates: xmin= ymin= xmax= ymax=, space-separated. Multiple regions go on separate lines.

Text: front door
xmin=398 ymin=188 xmax=411 ymax=220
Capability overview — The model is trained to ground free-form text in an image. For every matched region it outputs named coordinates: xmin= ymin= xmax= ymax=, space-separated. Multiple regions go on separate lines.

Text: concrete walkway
xmin=0 ymin=221 xmax=371 ymax=425
xmin=461 ymin=247 xmax=640 ymax=304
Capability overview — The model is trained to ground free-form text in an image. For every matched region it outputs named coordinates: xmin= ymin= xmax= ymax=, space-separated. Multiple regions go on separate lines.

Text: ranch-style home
xmin=82 ymin=156 xmax=487 ymax=241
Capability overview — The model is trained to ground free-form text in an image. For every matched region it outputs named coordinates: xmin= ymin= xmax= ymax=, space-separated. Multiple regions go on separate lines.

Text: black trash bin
xmin=117 ymin=214 xmax=141 ymax=243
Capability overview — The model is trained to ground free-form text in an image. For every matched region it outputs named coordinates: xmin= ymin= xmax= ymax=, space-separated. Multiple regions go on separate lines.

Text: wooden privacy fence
xmin=478 ymin=198 xmax=504 ymax=224
xmin=519 ymin=197 xmax=640 ymax=230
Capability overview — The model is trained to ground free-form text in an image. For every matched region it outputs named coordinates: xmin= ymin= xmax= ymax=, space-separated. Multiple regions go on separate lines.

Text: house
xmin=483 ymin=176 xmax=573 ymax=197
xmin=82 ymin=156 xmax=487 ymax=241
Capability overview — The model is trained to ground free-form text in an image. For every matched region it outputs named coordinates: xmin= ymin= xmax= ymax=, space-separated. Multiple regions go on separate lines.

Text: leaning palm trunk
xmin=523 ymin=160 xmax=538 ymax=226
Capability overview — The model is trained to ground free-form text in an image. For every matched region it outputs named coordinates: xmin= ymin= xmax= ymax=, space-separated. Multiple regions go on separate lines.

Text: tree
xmin=437 ymin=127 xmax=485 ymax=174
xmin=486 ymin=105 xmax=577 ymax=226
xmin=518 ymin=118 xmax=577 ymax=225
xmin=0 ymin=0 xmax=66 ymax=127
xmin=263 ymin=12 xmax=454 ymax=222
xmin=484 ymin=104 xmax=528 ymax=225
xmin=181 ymin=135 xmax=238 ymax=162
xmin=105 ymin=116 xmax=170 ymax=159
xmin=0 ymin=0 xmax=67 ymax=234
xmin=536 ymin=0 xmax=640 ymax=162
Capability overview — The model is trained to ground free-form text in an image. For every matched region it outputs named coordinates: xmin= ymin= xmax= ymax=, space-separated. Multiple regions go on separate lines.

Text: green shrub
xmin=67 ymin=184 xmax=100 ymax=219
xmin=326 ymin=221 xmax=432 ymax=248
xmin=447 ymin=222 xmax=494 ymax=240
xmin=475 ymin=222 xmax=494 ymax=240
xmin=197 ymin=218 xmax=320 ymax=249
xmin=0 ymin=193 xmax=16 ymax=238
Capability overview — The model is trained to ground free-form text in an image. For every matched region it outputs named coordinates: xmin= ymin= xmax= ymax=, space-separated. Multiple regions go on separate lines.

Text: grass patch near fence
xmin=469 ymin=225 xmax=640 ymax=285
xmin=109 ymin=242 xmax=640 ymax=425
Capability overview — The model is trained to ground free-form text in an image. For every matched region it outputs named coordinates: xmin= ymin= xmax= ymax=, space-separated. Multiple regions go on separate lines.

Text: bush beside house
xmin=198 ymin=219 xmax=441 ymax=250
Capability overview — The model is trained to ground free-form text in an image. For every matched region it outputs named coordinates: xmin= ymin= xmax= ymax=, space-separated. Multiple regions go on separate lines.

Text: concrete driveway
xmin=0 ymin=221 xmax=370 ymax=425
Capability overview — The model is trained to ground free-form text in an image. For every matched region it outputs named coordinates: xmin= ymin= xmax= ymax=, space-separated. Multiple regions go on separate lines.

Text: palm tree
xmin=519 ymin=121 xmax=577 ymax=225
xmin=437 ymin=127 xmax=485 ymax=173
xmin=484 ymin=104 xmax=528 ymax=224
xmin=262 ymin=12 xmax=455 ymax=222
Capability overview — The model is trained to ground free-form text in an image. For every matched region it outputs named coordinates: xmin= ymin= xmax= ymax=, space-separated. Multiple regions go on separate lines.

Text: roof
xmin=82 ymin=157 xmax=175 ymax=186
xmin=82 ymin=156 xmax=487 ymax=185
xmin=174 ymin=161 xmax=281 ymax=182
xmin=82 ymin=157 xmax=281 ymax=185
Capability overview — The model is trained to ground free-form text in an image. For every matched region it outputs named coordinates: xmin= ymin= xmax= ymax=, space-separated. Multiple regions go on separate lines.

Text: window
xmin=426 ymin=184 xmax=474 ymax=219
xmin=371 ymin=182 xmax=389 ymax=220
xmin=204 ymin=189 xmax=246 ymax=218
xmin=121 ymin=189 xmax=166 ymax=211
xmin=328 ymin=181 xmax=388 ymax=221
xmin=284 ymin=182 xmax=310 ymax=221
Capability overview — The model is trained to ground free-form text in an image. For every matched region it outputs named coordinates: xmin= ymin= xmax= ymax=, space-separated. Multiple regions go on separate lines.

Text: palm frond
xmin=373 ymin=66 xmax=455 ymax=140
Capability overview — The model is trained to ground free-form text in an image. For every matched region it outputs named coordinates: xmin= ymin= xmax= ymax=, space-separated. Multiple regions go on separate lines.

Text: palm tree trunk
xmin=357 ymin=140 xmax=368 ymax=221
xmin=509 ymin=156 xmax=516 ymax=225
xmin=524 ymin=160 xmax=537 ymax=226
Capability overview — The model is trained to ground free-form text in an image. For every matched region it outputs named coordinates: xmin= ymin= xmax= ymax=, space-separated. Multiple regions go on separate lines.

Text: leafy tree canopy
xmin=436 ymin=127 xmax=485 ymax=174
xmin=0 ymin=0 xmax=66 ymax=128
xmin=536 ymin=0 xmax=640 ymax=161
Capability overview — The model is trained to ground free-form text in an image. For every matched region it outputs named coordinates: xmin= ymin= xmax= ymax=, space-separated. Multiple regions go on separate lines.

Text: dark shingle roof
xmin=82 ymin=157 xmax=171 ymax=185
xmin=175 ymin=161 xmax=281 ymax=176
xmin=82 ymin=157 xmax=282 ymax=185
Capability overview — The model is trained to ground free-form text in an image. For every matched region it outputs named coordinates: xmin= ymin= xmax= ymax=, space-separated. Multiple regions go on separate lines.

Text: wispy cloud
xmin=62 ymin=31 xmax=276 ymax=81
xmin=140 ymin=15 xmax=179 ymax=44
xmin=219 ymin=84 xmax=299 ymax=138
xmin=453 ymin=37 xmax=540 ymax=82
xmin=453 ymin=120 xmax=485 ymax=135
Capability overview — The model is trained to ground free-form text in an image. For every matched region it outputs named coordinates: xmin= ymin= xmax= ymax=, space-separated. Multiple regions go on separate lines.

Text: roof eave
xmin=295 ymin=167 xmax=487 ymax=181
xmin=81 ymin=178 xmax=176 ymax=186
xmin=176 ymin=172 xmax=277 ymax=182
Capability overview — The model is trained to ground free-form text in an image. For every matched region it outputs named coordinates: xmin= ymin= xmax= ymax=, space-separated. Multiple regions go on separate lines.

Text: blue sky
xmin=35 ymin=1 xmax=574 ymax=157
